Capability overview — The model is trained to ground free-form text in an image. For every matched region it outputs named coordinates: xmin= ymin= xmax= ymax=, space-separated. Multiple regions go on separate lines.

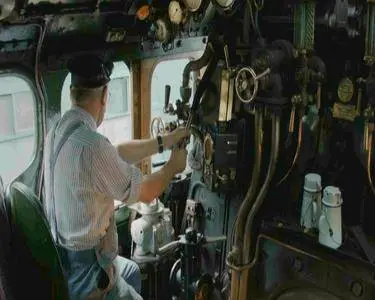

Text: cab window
xmin=0 ymin=75 xmax=36 ymax=186
xmin=151 ymin=59 xmax=194 ymax=172
xmin=61 ymin=61 xmax=132 ymax=144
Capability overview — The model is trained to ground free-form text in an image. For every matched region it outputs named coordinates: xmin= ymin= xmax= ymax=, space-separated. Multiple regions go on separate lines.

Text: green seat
xmin=7 ymin=181 xmax=69 ymax=300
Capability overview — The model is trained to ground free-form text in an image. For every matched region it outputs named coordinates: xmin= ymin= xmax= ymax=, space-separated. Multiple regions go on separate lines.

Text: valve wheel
xmin=150 ymin=117 xmax=166 ymax=138
xmin=235 ymin=67 xmax=259 ymax=103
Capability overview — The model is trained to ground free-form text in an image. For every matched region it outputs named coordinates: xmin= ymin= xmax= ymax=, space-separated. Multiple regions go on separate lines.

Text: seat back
xmin=7 ymin=181 xmax=69 ymax=300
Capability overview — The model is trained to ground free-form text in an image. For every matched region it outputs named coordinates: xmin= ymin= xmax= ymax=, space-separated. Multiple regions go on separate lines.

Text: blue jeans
xmin=112 ymin=256 xmax=142 ymax=295
xmin=59 ymin=247 xmax=142 ymax=299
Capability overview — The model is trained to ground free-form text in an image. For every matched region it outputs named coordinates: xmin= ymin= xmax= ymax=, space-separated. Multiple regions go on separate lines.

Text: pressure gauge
xmin=214 ymin=0 xmax=234 ymax=8
xmin=0 ymin=0 xmax=15 ymax=21
xmin=168 ymin=1 xmax=184 ymax=25
xmin=214 ymin=0 xmax=233 ymax=8
xmin=213 ymin=0 xmax=236 ymax=10
xmin=155 ymin=19 xmax=172 ymax=43
xmin=183 ymin=0 xmax=203 ymax=12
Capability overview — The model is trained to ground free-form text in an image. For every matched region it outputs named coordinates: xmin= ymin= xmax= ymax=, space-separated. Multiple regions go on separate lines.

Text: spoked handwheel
xmin=235 ymin=67 xmax=270 ymax=103
xmin=150 ymin=116 xmax=166 ymax=138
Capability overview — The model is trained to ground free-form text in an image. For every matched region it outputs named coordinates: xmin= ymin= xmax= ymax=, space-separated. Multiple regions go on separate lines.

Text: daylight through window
xmin=61 ymin=61 xmax=132 ymax=145
xmin=0 ymin=75 xmax=36 ymax=187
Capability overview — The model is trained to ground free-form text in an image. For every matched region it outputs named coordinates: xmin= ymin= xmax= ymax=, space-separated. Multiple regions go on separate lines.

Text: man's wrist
xmin=156 ymin=135 xmax=164 ymax=153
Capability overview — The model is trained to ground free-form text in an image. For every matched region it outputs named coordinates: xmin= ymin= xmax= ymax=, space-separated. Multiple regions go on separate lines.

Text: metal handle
xmin=158 ymin=240 xmax=181 ymax=254
xmin=152 ymin=161 xmax=167 ymax=168
xmin=165 ymin=85 xmax=171 ymax=112
xmin=205 ymin=235 xmax=227 ymax=244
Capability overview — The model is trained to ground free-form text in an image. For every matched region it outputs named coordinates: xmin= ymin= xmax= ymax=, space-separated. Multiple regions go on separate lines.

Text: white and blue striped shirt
xmin=44 ymin=106 xmax=143 ymax=251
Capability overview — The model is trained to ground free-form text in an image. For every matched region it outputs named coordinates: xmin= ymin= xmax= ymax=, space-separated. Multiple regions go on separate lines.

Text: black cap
xmin=67 ymin=54 xmax=114 ymax=88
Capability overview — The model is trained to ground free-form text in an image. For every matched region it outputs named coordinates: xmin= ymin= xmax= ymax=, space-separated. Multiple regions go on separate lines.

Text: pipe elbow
xmin=308 ymin=56 xmax=326 ymax=77
xmin=182 ymin=43 xmax=213 ymax=88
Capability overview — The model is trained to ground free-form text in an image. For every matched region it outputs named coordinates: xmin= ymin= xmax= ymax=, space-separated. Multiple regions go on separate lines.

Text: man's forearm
xmin=115 ymin=135 xmax=174 ymax=163
xmin=138 ymin=162 xmax=176 ymax=203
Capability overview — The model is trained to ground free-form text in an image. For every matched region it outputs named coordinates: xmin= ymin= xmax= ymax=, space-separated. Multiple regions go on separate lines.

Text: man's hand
xmin=164 ymin=126 xmax=190 ymax=149
xmin=168 ymin=147 xmax=187 ymax=174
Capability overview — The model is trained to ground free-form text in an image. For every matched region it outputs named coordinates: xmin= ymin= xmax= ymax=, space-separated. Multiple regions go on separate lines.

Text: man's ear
xmin=101 ymin=85 xmax=108 ymax=106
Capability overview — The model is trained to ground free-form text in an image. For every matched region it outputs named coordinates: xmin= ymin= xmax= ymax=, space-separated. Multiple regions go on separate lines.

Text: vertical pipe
xmin=368 ymin=128 xmax=375 ymax=195
xmin=229 ymin=108 xmax=263 ymax=300
xmin=365 ymin=1 xmax=375 ymax=65
xmin=239 ymin=114 xmax=281 ymax=300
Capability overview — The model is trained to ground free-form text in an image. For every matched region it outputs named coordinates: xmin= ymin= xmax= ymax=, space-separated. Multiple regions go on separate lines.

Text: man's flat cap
xmin=67 ymin=54 xmax=114 ymax=88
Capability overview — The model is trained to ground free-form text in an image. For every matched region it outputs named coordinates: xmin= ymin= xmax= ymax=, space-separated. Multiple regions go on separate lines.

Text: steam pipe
xmin=308 ymin=56 xmax=326 ymax=77
xmin=229 ymin=107 xmax=264 ymax=300
xmin=180 ymin=43 xmax=213 ymax=102
xmin=186 ymin=52 xmax=219 ymax=129
xmin=182 ymin=44 xmax=212 ymax=87
xmin=239 ymin=113 xmax=281 ymax=300
xmin=368 ymin=131 xmax=375 ymax=195
xmin=277 ymin=111 xmax=303 ymax=185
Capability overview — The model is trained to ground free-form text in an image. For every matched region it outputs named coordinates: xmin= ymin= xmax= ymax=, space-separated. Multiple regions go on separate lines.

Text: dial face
xmin=183 ymin=0 xmax=202 ymax=12
xmin=215 ymin=0 xmax=233 ymax=8
xmin=155 ymin=19 xmax=170 ymax=42
xmin=168 ymin=1 xmax=183 ymax=24
xmin=337 ymin=77 xmax=354 ymax=103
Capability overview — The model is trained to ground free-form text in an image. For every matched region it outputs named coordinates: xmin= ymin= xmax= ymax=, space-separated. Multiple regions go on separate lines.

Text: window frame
xmin=0 ymin=69 xmax=41 ymax=188
xmin=105 ymin=75 xmax=131 ymax=120
xmin=149 ymin=57 xmax=198 ymax=173
xmin=0 ymin=74 xmax=37 ymax=144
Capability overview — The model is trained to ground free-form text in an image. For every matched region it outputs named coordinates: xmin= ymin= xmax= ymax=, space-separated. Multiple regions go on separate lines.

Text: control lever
xmin=224 ymin=44 xmax=231 ymax=69
xmin=158 ymin=228 xmax=226 ymax=253
xmin=164 ymin=85 xmax=173 ymax=114
xmin=152 ymin=161 xmax=166 ymax=168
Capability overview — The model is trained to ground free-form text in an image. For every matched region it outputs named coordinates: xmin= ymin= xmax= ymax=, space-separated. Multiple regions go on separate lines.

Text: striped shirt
xmin=44 ymin=106 xmax=143 ymax=251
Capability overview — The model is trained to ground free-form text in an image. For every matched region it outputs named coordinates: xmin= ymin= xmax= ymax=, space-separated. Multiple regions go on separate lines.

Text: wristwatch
xmin=157 ymin=135 xmax=164 ymax=153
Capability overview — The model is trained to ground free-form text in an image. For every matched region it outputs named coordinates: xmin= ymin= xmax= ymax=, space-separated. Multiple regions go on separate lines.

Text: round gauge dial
xmin=155 ymin=19 xmax=171 ymax=43
xmin=168 ymin=1 xmax=184 ymax=25
xmin=0 ymin=0 xmax=16 ymax=21
xmin=183 ymin=0 xmax=203 ymax=12
xmin=337 ymin=77 xmax=354 ymax=103
xmin=215 ymin=0 xmax=234 ymax=8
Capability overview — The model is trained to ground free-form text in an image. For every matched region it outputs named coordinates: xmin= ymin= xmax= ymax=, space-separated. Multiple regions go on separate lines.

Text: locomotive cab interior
xmin=0 ymin=0 xmax=375 ymax=299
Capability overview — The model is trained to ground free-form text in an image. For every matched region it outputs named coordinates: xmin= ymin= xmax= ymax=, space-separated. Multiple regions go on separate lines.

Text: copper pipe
xmin=368 ymin=129 xmax=375 ymax=196
xmin=364 ymin=120 xmax=370 ymax=152
xmin=239 ymin=114 xmax=281 ymax=300
xmin=288 ymin=105 xmax=296 ymax=133
xmin=277 ymin=113 xmax=303 ymax=186
xmin=229 ymin=108 xmax=263 ymax=300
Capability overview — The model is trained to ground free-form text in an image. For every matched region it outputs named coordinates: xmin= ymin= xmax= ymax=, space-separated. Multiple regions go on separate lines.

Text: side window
xmin=61 ymin=61 xmax=132 ymax=144
xmin=0 ymin=76 xmax=36 ymax=186
xmin=151 ymin=59 xmax=194 ymax=172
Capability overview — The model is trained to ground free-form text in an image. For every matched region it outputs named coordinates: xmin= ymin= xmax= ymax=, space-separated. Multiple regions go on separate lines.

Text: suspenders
xmin=49 ymin=121 xmax=83 ymax=245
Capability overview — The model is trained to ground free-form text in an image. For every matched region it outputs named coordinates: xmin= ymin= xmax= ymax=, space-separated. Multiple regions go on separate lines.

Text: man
xmin=43 ymin=54 xmax=189 ymax=299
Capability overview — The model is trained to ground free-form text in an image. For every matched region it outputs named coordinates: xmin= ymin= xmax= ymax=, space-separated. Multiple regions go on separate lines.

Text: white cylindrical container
xmin=301 ymin=173 xmax=322 ymax=229
xmin=318 ymin=186 xmax=343 ymax=249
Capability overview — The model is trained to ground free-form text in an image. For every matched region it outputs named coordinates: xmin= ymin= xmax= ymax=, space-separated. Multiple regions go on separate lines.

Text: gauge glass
xmin=169 ymin=1 xmax=184 ymax=24
xmin=215 ymin=0 xmax=233 ymax=8
xmin=183 ymin=0 xmax=202 ymax=12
